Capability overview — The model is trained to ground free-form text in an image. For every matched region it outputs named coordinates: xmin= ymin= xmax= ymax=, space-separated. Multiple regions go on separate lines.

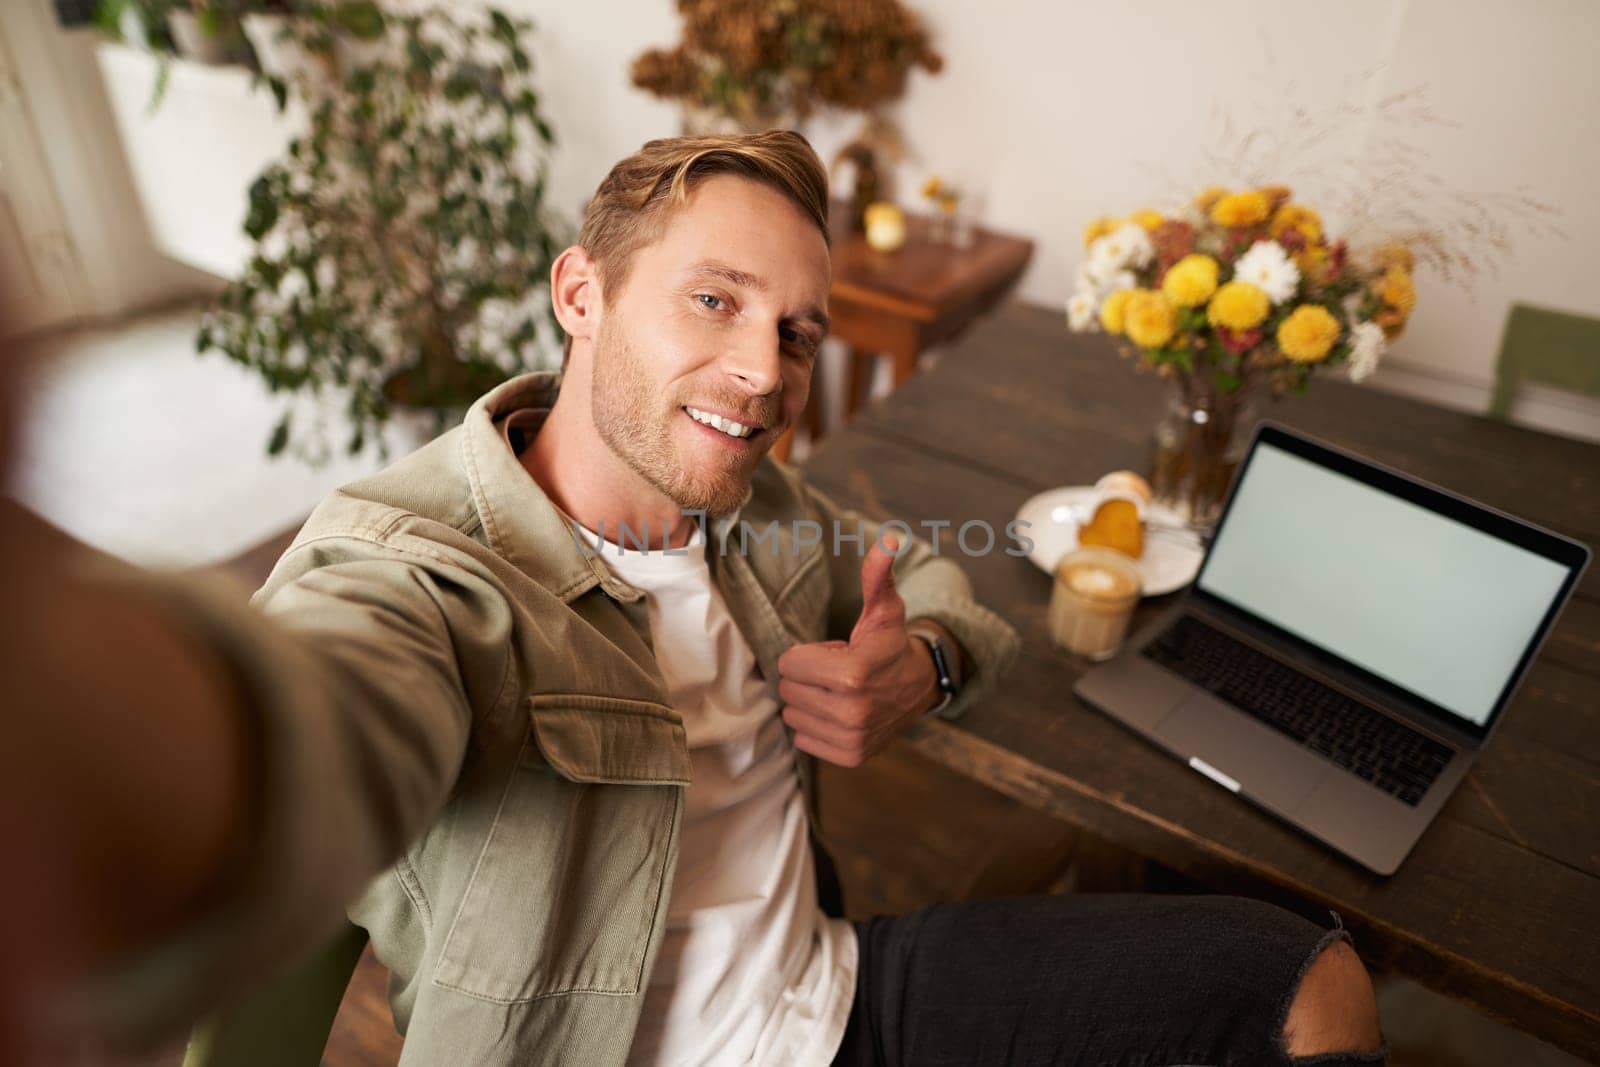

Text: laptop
xmin=1074 ymin=422 xmax=1591 ymax=875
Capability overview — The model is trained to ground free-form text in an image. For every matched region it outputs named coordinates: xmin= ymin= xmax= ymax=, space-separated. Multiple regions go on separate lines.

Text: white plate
xmin=1015 ymin=486 xmax=1204 ymax=597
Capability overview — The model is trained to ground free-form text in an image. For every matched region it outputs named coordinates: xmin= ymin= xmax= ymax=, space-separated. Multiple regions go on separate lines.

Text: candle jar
xmin=1049 ymin=547 xmax=1143 ymax=660
xmin=863 ymin=201 xmax=907 ymax=252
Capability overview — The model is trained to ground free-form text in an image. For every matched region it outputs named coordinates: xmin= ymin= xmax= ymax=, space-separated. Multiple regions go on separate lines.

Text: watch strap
xmin=907 ymin=621 xmax=960 ymax=716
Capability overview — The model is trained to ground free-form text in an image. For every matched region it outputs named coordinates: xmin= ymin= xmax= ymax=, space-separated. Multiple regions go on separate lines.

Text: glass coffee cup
xmin=1049 ymin=547 xmax=1143 ymax=660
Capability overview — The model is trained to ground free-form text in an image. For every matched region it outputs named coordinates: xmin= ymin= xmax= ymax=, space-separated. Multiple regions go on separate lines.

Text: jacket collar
xmin=459 ymin=372 xmax=645 ymax=605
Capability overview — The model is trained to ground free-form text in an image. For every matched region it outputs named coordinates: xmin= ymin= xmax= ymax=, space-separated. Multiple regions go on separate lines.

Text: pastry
xmin=1077 ymin=471 xmax=1152 ymax=559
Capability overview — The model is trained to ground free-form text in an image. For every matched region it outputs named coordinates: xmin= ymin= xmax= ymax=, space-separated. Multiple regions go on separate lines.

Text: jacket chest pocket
xmin=432 ymin=695 xmax=689 ymax=1003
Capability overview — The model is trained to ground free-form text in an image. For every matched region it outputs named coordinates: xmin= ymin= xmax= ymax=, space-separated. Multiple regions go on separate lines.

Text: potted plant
xmin=167 ymin=0 xmax=250 ymax=65
xmin=238 ymin=0 xmax=303 ymax=79
xmin=197 ymin=5 xmax=567 ymax=465
xmin=94 ymin=0 xmax=181 ymax=108
xmin=95 ymin=0 xmax=177 ymax=52
xmin=239 ymin=0 xmax=385 ymax=84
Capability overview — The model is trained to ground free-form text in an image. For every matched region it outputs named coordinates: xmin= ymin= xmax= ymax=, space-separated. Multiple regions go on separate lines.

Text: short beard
xmin=590 ymin=319 xmax=766 ymax=517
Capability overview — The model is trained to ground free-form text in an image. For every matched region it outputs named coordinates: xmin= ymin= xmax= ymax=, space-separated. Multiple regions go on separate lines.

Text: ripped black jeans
xmin=831 ymin=893 xmax=1388 ymax=1067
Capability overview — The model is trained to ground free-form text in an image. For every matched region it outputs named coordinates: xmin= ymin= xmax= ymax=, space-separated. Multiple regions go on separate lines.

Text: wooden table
xmin=799 ymin=301 xmax=1600 ymax=1063
xmin=827 ymin=201 xmax=1034 ymax=417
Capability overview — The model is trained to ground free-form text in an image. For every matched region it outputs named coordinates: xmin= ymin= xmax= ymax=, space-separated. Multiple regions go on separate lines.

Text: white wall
xmin=488 ymin=0 xmax=1600 ymax=438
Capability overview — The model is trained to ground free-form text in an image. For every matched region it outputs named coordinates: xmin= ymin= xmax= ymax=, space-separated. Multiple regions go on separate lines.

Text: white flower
xmin=1347 ymin=321 xmax=1385 ymax=382
xmin=1085 ymin=253 xmax=1140 ymax=293
xmin=1088 ymin=222 xmax=1155 ymax=276
xmin=1073 ymin=262 xmax=1098 ymax=296
xmin=1232 ymin=241 xmax=1301 ymax=304
xmin=1067 ymin=288 xmax=1099 ymax=332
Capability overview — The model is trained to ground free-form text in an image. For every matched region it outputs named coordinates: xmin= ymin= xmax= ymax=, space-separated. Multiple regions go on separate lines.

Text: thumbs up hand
xmin=777 ymin=535 xmax=942 ymax=767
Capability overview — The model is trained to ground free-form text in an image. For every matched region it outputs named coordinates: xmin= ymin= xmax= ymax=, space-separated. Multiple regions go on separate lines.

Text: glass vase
xmin=1149 ymin=383 xmax=1260 ymax=532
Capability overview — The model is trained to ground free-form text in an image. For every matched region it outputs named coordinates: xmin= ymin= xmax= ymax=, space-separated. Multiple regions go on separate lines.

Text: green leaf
xmin=267 ymin=413 xmax=291 ymax=456
xmin=406 ymin=36 xmax=432 ymax=73
xmin=145 ymin=55 xmax=172 ymax=115
xmin=490 ymin=10 xmax=516 ymax=43
xmin=443 ymin=70 xmax=475 ymax=101
xmin=243 ymin=175 xmax=280 ymax=240
xmin=334 ymin=2 xmax=386 ymax=40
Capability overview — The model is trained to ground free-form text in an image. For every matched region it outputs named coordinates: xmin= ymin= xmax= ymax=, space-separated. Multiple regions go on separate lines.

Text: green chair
xmin=182 ymin=922 xmax=370 ymax=1067
xmin=1487 ymin=302 xmax=1600 ymax=420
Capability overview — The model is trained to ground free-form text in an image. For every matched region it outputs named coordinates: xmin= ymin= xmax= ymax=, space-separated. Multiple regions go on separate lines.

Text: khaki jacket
xmin=79 ymin=372 xmax=1017 ymax=1064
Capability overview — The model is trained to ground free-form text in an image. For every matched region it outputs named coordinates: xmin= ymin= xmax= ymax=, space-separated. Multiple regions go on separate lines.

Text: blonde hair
xmin=563 ymin=130 xmax=830 ymax=367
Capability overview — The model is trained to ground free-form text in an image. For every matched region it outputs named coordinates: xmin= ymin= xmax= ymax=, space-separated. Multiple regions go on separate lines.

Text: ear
xmin=550 ymin=246 xmax=602 ymax=347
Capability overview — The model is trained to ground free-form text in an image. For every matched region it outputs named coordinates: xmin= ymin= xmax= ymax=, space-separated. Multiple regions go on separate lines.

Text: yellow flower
xmin=1376 ymin=307 xmax=1409 ymax=339
xmin=1295 ymin=244 xmax=1330 ymax=284
xmin=1207 ymin=281 xmax=1271 ymax=331
xmin=1129 ymin=208 xmax=1164 ymax=231
xmin=1269 ymin=203 xmax=1323 ymax=244
xmin=1124 ymin=290 xmax=1178 ymax=349
xmin=1099 ymin=288 xmax=1134 ymax=334
xmin=1195 ymin=186 xmax=1229 ymax=213
xmin=1256 ymin=185 xmax=1293 ymax=210
xmin=1277 ymin=305 xmax=1342 ymax=362
xmin=921 ymin=176 xmax=944 ymax=198
xmin=1161 ymin=254 xmax=1220 ymax=307
xmin=1083 ymin=215 xmax=1121 ymax=248
xmin=1210 ymin=190 xmax=1271 ymax=228
xmin=1376 ymin=267 xmax=1417 ymax=315
xmin=1374 ymin=241 xmax=1415 ymax=272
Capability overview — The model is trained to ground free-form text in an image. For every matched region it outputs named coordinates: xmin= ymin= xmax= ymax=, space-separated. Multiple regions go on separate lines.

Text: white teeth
xmin=685 ymin=406 xmax=755 ymax=439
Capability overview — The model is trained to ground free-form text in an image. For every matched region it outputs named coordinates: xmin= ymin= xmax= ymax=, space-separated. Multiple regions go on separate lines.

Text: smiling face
xmin=586 ymin=174 xmax=831 ymax=516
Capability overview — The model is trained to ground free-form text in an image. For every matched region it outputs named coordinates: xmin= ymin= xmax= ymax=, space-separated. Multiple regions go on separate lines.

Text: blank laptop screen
xmin=1197 ymin=442 xmax=1571 ymax=727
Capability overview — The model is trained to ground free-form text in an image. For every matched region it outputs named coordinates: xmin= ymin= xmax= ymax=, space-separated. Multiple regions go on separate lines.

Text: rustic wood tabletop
xmin=800 ymin=300 xmax=1600 ymax=1063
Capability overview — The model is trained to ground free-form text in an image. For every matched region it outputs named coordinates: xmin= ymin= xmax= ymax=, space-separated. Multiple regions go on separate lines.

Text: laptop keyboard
xmin=1143 ymin=615 xmax=1454 ymax=807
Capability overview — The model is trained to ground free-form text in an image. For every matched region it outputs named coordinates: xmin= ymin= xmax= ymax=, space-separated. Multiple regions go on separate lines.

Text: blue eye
xmin=696 ymin=294 xmax=723 ymax=310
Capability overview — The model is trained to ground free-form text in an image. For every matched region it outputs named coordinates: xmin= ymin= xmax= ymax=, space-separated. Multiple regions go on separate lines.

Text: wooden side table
xmin=828 ymin=201 xmax=1034 ymax=416
xmin=773 ymin=203 xmax=1034 ymax=461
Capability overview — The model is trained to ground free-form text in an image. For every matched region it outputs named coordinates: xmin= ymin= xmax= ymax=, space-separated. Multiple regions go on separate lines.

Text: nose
xmin=721 ymin=330 xmax=782 ymax=397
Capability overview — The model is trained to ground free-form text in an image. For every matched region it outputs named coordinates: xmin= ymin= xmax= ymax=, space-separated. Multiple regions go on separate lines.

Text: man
xmin=2 ymin=132 xmax=1387 ymax=1065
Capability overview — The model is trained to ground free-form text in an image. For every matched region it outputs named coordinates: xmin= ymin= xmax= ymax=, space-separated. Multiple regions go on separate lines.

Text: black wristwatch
xmin=907 ymin=621 xmax=962 ymax=718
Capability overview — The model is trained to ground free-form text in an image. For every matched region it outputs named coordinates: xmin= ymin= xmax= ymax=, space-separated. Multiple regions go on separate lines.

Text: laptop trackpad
xmin=1157 ymin=694 xmax=1332 ymax=812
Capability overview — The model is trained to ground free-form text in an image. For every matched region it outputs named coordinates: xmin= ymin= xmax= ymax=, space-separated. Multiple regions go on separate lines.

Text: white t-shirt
xmin=572 ymin=523 xmax=857 ymax=1067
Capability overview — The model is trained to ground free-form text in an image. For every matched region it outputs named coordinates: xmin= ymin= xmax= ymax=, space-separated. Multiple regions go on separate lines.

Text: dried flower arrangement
xmin=630 ymin=0 xmax=942 ymax=132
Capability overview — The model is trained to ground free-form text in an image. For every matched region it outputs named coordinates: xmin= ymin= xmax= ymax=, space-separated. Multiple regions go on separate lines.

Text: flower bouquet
xmin=1066 ymin=187 xmax=1417 ymax=528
